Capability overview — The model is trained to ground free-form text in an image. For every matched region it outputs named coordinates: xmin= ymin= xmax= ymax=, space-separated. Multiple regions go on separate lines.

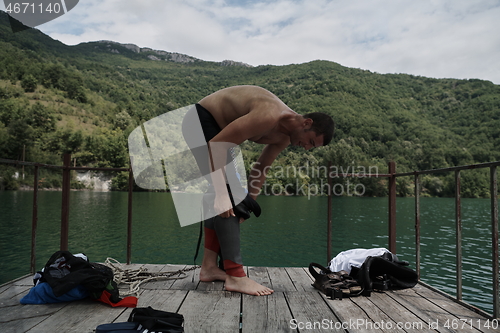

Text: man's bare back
xmin=199 ymin=85 xmax=325 ymax=203
xmin=199 ymin=85 xmax=297 ymax=146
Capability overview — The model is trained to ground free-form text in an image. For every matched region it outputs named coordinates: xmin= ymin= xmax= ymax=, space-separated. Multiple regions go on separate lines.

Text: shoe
xmin=96 ymin=322 xmax=142 ymax=333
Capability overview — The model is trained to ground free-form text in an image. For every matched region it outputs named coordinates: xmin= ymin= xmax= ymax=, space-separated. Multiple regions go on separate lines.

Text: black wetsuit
xmin=181 ymin=104 xmax=245 ymax=277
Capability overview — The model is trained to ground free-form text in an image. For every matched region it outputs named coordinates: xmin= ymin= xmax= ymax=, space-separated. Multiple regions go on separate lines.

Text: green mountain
xmin=1 ymin=11 xmax=499 ymax=197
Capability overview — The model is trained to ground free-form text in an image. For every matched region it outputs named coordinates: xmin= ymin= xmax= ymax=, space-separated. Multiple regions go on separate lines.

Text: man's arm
xmin=248 ymin=142 xmax=288 ymax=199
xmin=208 ymin=109 xmax=281 ymax=217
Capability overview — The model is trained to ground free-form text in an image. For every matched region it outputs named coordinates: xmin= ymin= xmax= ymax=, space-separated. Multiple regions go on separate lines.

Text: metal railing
xmin=1 ymin=155 xmax=499 ymax=318
xmin=0 ymin=154 xmax=134 ymax=271
xmin=326 ymin=160 xmax=499 ymax=319
xmin=396 ymin=161 xmax=499 ymax=319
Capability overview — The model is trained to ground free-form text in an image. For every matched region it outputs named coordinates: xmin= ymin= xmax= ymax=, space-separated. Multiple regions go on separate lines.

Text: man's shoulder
xmin=218 ymin=86 xmax=282 ymax=106
xmin=225 ymin=85 xmax=274 ymax=95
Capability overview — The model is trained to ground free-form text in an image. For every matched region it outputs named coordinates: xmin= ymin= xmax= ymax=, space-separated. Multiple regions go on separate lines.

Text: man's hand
xmin=214 ymin=193 xmax=234 ymax=218
xmin=213 ymin=194 xmax=247 ymax=223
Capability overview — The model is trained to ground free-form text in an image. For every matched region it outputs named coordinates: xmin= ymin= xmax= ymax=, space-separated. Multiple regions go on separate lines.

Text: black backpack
xmin=39 ymin=251 xmax=121 ymax=302
xmin=350 ymin=253 xmax=418 ymax=296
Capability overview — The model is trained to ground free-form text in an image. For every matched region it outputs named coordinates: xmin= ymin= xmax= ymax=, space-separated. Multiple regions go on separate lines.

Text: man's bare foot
xmin=225 ymin=276 xmax=274 ymax=296
xmin=200 ymin=266 xmax=227 ymax=282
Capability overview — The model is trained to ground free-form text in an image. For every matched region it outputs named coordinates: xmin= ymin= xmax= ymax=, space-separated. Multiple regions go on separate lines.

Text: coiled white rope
xmin=103 ymin=258 xmax=200 ymax=297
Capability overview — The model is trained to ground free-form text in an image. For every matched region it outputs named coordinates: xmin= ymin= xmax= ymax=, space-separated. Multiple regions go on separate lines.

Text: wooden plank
xmin=24 ymin=299 xmax=128 ymax=333
xmin=412 ymin=284 xmax=498 ymax=333
xmin=267 ymin=267 xmax=296 ymax=292
xmin=350 ymin=295 xmax=405 ymax=333
xmin=0 ymin=282 xmax=68 ymax=333
xmin=2 ymin=267 xmax=498 ymax=333
xmin=179 ymin=290 xmax=241 ymax=332
xmin=247 ymin=266 xmax=272 ymax=290
xmin=0 ymin=274 xmax=31 ymax=290
xmin=366 ymin=291 xmax=430 ymax=333
xmin=197 ymin=280 xmax=225 ymax=291
xmin=138 ymin=263 xmax=168 ymax=271
xmin=0 ymin=302 xmax=66 ymax=323
xmin=387 ymin=287 xmax=482 ymax=333
xmin=135 ymin=289 xmax=187 ymax=311
xmin=241 ymin=292 xmax=294 ymax=332
xmin=140 ymin=264 xmax=190 ymax=290
xmin=11 ymin=275 xmax=34 ymax=286
xmin=169 ymin=265 xmax=201 ymax=291
xmin=0 ymin=283 xmax=10 ymax=295
xmin=110 ymin=264 xmax=190 ymax=325
xmin=114 ymin=289 xmax=188 ymax=323
xmin=304 ymin=265 xmax=315 ymax=281
xmin=385 ymin=288 xmax=447 ymax=330
xmin=0 ymin=316 xmax=51 ymax=333
xmin=321 ymin=293 xmax=388 ymax=333
xmin=285 ymin=291 xmax=345 ymax=333
xmin=285 ymin=267 xmax=317 ymax=292
xmin=0 ymin=297 xmax=25 ymax=308
xmin=112 ymin=263 xmax=144 ymax=270
xmin=300 ymin=265 xmax=399 ymax=333
xmin=0 ymin=285 xmax=32 ymax=305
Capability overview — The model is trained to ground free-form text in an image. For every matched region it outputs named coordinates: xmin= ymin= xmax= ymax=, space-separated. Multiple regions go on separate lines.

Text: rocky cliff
xmin=96 ymin=40 xmax=252 ymax=67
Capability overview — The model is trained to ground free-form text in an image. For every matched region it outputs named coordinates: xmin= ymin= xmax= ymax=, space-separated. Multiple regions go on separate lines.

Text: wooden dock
xmin=0 ymin=264 xmax=497 ymax=333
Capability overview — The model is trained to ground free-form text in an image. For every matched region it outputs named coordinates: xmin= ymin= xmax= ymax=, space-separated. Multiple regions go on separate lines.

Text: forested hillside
xmin=1 ymin=11 xmax=499 ymax=197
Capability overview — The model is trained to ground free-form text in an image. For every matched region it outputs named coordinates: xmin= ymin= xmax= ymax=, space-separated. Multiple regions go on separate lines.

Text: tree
xmin=28 ymin=102 xmax=55 ymax=138
xmin=21 ymin=73 xmax=37 ymax=92
xmin=65 ymin=77 xmax=88 ymax=103
xmin=114 ymin=110 xmax=133 ymax=130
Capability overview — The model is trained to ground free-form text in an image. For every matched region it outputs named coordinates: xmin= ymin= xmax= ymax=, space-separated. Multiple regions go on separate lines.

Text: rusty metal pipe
xmin=30 ymin=165 xmax=39 ymax=274
xmin=415 ymin=173 xmax=421 ymax=279
xmin=127 ymin=163 xmax=134 ymax=265
xmin=455 ymin=170 xmax=462 ymax=301
xmin=491 ymin=166 xmax=499 ymax=318
xmin=388 ymin=161 xmax=397 ymax=254
xmin=60 ymin=154 xmax=71 ymax=251
xmin=327 ymin=161 xmax=332 ymax=263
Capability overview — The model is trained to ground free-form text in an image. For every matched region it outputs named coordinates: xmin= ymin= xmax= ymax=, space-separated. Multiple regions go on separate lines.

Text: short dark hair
xmin=303 ymin=112 xmax=335 ymax=146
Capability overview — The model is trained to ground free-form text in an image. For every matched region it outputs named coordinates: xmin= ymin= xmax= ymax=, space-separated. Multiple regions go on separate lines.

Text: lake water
xmin=0 ymin=190 xmax=497 ymax=315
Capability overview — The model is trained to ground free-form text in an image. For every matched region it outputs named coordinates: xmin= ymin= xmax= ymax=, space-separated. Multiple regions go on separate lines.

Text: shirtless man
xmin=185 ymin=85 xmax=334 ymax=296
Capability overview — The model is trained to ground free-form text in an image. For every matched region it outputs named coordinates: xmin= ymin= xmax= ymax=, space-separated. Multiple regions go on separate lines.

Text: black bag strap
xmin=193 ymin=216 xmax=203 ymax=266
xmin=308 ymin=262 xmax=331 ymax=280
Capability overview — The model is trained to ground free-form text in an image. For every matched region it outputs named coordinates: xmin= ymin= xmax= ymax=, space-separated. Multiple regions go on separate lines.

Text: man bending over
xmin=183 ymin=85 xmax=334 ymax=296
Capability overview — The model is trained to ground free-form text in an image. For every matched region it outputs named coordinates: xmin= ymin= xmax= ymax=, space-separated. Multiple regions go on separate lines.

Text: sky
xmin=3 ymin=0 xmax=500 ymax=84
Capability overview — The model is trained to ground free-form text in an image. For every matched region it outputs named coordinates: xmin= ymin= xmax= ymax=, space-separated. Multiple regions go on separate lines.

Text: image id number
xmin=444 ymin=319 xmax=499 ymax=330
xmin=6 ymin=2 xmax=64 ymax=14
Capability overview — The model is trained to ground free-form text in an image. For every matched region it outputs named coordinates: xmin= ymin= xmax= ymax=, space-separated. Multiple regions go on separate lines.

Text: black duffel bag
xmin=128 ymin=306 xmax=184 ymax=333
xmin=350 ymin=254 xmax=418 ymax=296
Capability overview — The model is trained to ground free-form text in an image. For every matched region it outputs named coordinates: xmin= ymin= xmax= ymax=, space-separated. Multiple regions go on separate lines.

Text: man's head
xmin=303 ymin=112 xmax=335 ymax=146
xmin=289 ymin=112 xmax=335 ymax=150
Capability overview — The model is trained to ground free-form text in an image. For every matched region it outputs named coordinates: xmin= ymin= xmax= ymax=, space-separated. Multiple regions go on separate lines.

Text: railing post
xmin=388 ymin=161 xmax=397 ymax=254
xmin=414 ymin=173 xmax=421 ymax=279
xmin=327 ymin=161 xmax=332 ymax=264
xmin=491 ymin=166 xmax=499 ymax=318
xmin=30 ymin=165 xmax=39 ymax=274
xmin=455 ymin=170 xmax=463 ymax=301
xmin=60 ymin=154 xmax=71 ymax=251
xmin=127 ymin=162 xmax=134 ymax=265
